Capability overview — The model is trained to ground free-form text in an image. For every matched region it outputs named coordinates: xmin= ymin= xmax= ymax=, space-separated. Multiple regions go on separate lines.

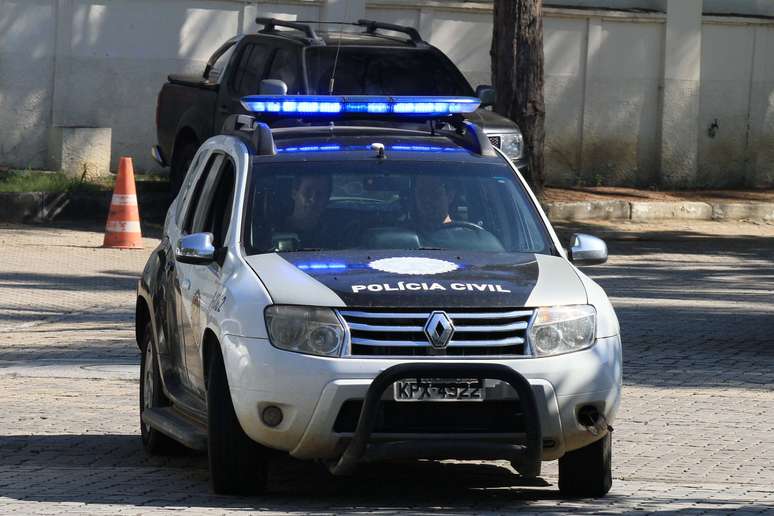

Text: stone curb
xmin=0 ymin=191 xmax=168 ymax=223
xmin=545 ymin=200 xmax=774 ymax=222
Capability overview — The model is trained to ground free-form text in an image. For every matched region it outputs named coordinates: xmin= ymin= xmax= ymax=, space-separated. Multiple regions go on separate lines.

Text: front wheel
xmin=558 ymin=433 xmax=613 ymax=498
xmin=169 ymin=141 xmax=197 ymax=199
xmin=207 ymin=349 xmax=269 ymax=495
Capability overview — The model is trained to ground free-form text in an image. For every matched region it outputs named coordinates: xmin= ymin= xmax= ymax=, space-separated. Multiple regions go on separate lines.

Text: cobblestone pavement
xmin=1 ymin=221 xmax=773 ymax=514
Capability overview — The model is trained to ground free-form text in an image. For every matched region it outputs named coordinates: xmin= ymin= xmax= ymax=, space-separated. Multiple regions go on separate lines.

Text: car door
xmin=214 ymin=39 xmax=273 ymax=133
xmin=176 ymin=153 xmax=236 ymax=396
xmin=174 ymin=152 xmax=224 ymax=394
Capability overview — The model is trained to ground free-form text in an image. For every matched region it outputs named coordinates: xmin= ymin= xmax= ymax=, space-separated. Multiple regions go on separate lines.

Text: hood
xmin=466 ymin=109 xmax=520 ymax=133
xmin=245 ymin=250 xmax=587 ymax=309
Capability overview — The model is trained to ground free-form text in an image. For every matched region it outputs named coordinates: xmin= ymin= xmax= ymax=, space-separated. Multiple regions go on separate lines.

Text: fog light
xmin=261 ymin=405 xmax=283 ymax=427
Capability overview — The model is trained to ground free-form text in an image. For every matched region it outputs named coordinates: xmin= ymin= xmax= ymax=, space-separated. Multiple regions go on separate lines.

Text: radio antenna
xmin=327 ymin=1 xmax=350 ymax=94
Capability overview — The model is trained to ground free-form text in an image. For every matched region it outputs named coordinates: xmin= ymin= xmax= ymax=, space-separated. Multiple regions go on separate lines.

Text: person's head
xmin=287 ymin=174 xmax=332 ymax=231
xmin=413 ymin=176 xmax=455 ymax=229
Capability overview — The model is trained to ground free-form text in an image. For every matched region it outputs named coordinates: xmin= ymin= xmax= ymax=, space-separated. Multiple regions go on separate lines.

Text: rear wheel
xmin=558 ymin=433 xmax=613 ymax=498
xmin=169 ymin=141 xmax=197 ymax=199
xmin=139 ymin=322 xmax=180 ymax=455
xmin=207 ymin=349 xmax=269 ymax=495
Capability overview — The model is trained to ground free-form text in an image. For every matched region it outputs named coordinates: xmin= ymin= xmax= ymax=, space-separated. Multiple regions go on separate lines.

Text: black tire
xmin=558 ymin=432 xmax=613 ymax=498
xmin=207 ymin=348 xmax=269 ymax=496
xmin=169 ymin=141 xmax=197 ymax=199
xmin=139 ymin=322 xmax=180 ymax=455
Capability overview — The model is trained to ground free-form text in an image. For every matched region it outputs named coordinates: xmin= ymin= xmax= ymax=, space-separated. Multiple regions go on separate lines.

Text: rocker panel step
xmin=142 ymin=407 xmax=207 ymax=451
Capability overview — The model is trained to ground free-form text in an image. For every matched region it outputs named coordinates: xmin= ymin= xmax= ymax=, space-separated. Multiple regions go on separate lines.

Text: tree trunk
xmin=491 ymin=0 xmax=546 ymax=198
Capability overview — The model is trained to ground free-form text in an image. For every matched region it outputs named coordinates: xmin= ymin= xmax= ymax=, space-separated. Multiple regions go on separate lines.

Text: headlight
xmin=527 ymin=305 xmax=596 ymax=356
xmin=264 ymin=305 xmax=345 ymax=357
xmin=498 ymin=132 xmax=524 ymax=160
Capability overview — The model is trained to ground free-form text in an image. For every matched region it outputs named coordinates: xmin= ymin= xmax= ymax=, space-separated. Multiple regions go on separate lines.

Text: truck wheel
xmin=139 ymin=322 xmax=180 ymax=455
xmin=207 ymin=349 xmax=268 ymax=495
xmin=169 ymin=141 xmax=197 ymax=198
xmin=558 ymin=433 xmax=612 ymax=498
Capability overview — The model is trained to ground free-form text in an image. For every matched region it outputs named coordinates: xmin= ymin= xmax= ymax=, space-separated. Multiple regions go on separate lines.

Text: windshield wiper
xmin=416 ymin=246 xmax=447 ymax=250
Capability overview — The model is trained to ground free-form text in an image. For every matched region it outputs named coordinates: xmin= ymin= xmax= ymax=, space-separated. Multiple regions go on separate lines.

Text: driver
xmin=412 ymin=176 xmax=456 ymax=231
xmin=281 ymin=174 xmax=332 ymax=248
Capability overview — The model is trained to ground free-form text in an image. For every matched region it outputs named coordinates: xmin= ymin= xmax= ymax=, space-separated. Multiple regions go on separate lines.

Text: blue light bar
xmin=241 ymin=95 xmax=480 ymax=116
xmin=296 ymin=263 xmax=347 ymax=271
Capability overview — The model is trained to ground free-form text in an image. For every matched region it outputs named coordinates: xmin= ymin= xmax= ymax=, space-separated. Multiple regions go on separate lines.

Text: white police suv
xmin=135 ymin=95 xmax=621 ymax=497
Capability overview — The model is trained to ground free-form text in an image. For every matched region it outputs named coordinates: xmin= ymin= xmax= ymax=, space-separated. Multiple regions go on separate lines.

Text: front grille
xmin=338 ymin=307 xmax=532 ymax=356
xmin=333 ymin=400 xmax=524 ymax=434
xmin=488 ymin=135 xmax=502 ymax=148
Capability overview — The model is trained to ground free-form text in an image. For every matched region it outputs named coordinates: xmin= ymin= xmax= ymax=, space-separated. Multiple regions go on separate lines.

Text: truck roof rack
xmin=355 ymin=19 xmax=423 ymax=45
xmin=255 ymin=17 xmax=323 ymax=43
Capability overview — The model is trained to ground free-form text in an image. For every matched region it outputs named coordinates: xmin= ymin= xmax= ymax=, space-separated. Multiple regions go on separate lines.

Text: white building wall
xmin=1 ymin=0 xmax=774 ymax=188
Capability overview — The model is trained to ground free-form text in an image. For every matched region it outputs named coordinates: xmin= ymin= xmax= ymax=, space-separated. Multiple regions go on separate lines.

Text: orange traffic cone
xmin=103 ymin=157 xmax=143 ymax=249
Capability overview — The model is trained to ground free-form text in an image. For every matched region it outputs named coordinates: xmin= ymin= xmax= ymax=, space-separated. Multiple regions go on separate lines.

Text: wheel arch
xmin=201 ymin=327 xmax=221 ymax=388
xmin=135 ymin=295 xmax=152 ymax=351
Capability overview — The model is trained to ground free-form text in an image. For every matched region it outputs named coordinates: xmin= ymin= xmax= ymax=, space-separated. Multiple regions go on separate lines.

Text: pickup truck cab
xmin=137 ymin=95 xmax=620 ymax=498
xmin=154 ymin=19 xmax=525 ymax=194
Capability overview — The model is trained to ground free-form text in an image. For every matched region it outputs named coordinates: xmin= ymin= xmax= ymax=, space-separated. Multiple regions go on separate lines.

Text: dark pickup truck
xmin=153 ymin=19 xmax=525 ymax=194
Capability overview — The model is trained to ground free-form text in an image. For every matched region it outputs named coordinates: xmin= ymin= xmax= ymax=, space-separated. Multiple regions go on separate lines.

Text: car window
xmin=244 ymin=159 xmax=551 ymax=255
xmin=192 ymin=159 xmax=236 ymax=249
xmin=267 ymin=47 xmax=301 ymax=94
xmin=231 ymin=44 xmax=272 ymax=97
xmin=182 ymin=153 xmax=224 ymax=234
xmin=305 ymin=47 xmax=473 ymax=96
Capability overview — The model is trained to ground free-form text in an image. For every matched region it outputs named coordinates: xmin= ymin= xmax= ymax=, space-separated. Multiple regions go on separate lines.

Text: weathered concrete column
xmin=320 ymin=0 xmax=365 ymax=23
xmin=660 ymin=0 xmax=703 ymax=188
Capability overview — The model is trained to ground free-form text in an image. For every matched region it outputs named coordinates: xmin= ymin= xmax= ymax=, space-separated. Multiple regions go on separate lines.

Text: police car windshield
xmin=304 ymin=47 xmax=474 ymax=96
xmin=243 ymin=159 xmax=552 ymax=255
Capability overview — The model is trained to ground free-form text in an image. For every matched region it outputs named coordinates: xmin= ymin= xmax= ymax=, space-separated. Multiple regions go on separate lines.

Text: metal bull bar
xmin=329 ymin=363 xmax=542 ymax=476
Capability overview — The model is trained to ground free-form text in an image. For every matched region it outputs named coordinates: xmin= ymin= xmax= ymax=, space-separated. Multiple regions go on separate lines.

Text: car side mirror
xmin=176 ymin=233 xmax=216 ymax=265
xmin=568 ymin=233 xmax=608 ymax=266
xmin=260 ymin=79 xmax=288 ymax=95
xmin=476 ymin=85 xmax=496 ymax=108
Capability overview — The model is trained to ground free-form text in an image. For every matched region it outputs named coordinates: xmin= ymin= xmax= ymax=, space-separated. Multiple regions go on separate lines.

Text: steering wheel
xmin=436 ymin=220 xmax=486 ymax=232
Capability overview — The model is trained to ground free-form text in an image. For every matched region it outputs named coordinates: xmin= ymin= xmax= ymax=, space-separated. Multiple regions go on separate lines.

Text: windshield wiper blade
xmin=416 ymin=246 xmax=447 ymax=250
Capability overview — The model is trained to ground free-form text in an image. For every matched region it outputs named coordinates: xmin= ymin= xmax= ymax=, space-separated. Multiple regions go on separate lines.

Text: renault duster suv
xmin=136 ymin=95 xmax=621 ymax=497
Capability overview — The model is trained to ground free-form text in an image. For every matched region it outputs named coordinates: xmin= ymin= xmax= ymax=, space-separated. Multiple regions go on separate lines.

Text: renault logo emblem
xmin=424 ymin=311 xmax=454 ymax=349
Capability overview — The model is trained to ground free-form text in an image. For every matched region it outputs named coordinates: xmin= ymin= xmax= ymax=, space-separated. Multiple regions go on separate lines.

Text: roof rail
xmin=356 ymin=19 xmax=423 ymax=44
xmin=255 ymin=17 xmax=322 ymax=42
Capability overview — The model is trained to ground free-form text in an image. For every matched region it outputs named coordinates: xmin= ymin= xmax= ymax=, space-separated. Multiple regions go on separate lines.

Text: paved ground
xmin=0 ymin=221 xmax=773 ymax=515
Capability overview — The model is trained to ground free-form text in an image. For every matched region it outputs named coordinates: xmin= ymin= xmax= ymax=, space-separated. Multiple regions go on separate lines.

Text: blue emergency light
xmin=241 ymin=95 xmax=480 ymax=116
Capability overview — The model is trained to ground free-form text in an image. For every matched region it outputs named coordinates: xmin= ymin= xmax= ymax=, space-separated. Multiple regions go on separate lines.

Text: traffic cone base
xmin=103 ymin=156 xmax=143 ymax=249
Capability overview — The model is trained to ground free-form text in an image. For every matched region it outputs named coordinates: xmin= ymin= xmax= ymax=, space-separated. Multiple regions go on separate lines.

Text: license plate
xmin=393 ymin=379 xmax=485 ymax=402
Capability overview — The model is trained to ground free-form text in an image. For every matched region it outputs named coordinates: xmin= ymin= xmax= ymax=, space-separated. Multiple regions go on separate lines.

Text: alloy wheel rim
xmin=143 ymin=343 xmax=154 ymax=433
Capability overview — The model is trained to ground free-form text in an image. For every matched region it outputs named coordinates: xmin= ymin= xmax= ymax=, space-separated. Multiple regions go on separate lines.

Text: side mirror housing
xmin=176 ymin=233 xmax=216 ymax=265
xmin=568 ymin=233 xmax=608 ymax=266
xmin=259 ymin=79 xmax=288 ymax=95
xmin=476 ymin=85 xmax=496 ymax=108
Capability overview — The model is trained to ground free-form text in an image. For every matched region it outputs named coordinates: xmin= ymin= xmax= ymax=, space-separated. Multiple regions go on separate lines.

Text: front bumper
xmin=221 ymin=334 xmax=622 ymax=463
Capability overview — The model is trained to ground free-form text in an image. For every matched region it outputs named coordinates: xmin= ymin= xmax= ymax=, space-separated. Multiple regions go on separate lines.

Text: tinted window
xmin=192 ymin=159 xmax=235 ymax=248
xmin=231 ymin=44 xmax=271 ymax=97
xmin=305 ymin=48 xmax=473 ymax=95
xmin=244 ymin=160 xmax=550 ymax=255
xmin=267 ymin=47 xmax=301 ymax=94
xmin=183 ymin=154 xmax=224 ymax=234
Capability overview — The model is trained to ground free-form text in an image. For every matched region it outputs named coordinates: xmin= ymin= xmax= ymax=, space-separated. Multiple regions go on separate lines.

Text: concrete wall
xmin=1 ymin=0 xmax=774 ymax=189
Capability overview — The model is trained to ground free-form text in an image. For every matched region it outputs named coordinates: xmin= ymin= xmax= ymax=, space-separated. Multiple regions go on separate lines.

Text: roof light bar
xmin=241 ymin=95 xmax=480 ymax=116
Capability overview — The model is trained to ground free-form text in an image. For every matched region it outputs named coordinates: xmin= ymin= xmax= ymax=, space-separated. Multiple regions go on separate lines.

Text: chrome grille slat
xmin=340 ymin=307 xmax=533 ymax=357
xmin=340 ymin=310 xmax=431 ymax=319
xmin=351 ymin=336 xmax=524 ymax=347
xmin=348 ymin=322 xmax=425 ymax=332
